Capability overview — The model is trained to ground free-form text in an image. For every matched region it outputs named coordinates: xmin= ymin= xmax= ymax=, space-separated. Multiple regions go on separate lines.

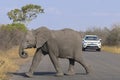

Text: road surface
xmin=10 ymin=51 xmax=120 ymax=80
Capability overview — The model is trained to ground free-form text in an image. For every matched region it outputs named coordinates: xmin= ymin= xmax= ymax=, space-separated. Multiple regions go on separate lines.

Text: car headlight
xmin=84 ymin=42 xmax=87 ymax=44
xmin=83 ymin=41 xmax=89 ymax=44
xmin=98 ymin=41 xmax=101 ymax=44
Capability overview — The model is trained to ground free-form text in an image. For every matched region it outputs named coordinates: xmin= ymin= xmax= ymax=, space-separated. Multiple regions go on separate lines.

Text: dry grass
xmin=102 ymin=46 xmax=120 ymax=54
xmin=0 ymin=47 xmax=35 ymax=80
xmin=0 ymin=55 xmax=18 ymax=80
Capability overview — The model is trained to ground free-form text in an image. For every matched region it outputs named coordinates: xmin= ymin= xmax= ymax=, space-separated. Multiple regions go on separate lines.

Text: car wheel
xmin=82 ymin=48 xmax=86 ymax=51
xmin=96 ymin=48 xmax=101 ymax=52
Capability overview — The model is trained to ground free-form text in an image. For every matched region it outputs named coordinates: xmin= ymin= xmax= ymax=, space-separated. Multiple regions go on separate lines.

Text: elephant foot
xmin=85 ymin=65 xmax=92 ymax=75
xmin=25 ymin=72 xmax=33 ymax=78
xmin=55 ymin=72 xmax=64 ymax=77
xmin=86 ymin=69 xmax=91 ymax=75
xmin=66 ymin=70 xmax=75 ymax=76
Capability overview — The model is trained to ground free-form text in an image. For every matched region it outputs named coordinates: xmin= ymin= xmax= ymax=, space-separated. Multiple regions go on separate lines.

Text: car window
xmin=85 ymin=36 xmax=98 ymax=40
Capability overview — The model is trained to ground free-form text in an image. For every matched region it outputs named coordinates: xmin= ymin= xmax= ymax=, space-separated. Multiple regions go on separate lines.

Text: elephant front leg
xmin=49 ymin=53 xmax=64 ymax=76
xmin=25 ymin=49 xmax=44 ymax=77
xmin=66 ymin=59 xmax=75 ymax=76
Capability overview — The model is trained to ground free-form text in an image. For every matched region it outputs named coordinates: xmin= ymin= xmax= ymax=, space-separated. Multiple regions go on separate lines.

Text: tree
xmin=7 ymin=4 xmax=44 ymax=25
xmin=105 ymin=25 xmax=120 ymax=46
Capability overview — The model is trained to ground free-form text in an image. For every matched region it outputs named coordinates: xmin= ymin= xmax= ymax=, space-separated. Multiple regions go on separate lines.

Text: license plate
xmin=89 ymin=44 xmax=95 ymax=46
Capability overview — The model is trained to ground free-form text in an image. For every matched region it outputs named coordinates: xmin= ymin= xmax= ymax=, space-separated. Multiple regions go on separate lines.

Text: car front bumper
xmin=82 ymin=43 xmax=101 ymax=49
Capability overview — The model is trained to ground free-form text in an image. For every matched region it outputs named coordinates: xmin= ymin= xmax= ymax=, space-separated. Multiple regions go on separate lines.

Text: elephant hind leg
xmin=66 ymin=59 xmax=75 ymax=76
xmin=75 ymin=56 xmax=90 ymax=75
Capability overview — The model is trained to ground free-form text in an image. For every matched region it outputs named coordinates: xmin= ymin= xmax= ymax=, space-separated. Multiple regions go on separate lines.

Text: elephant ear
xmin=35 ymin=27 xmax=51 ymax=48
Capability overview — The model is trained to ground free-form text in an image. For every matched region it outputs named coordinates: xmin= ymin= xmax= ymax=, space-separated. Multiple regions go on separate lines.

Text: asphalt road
xmin=10 ymin=51 xmax=120 ymax=80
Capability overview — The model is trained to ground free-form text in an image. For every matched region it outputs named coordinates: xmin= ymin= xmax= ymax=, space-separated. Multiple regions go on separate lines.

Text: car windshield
xmin=85 ymin=36 xmax=98 ymax=40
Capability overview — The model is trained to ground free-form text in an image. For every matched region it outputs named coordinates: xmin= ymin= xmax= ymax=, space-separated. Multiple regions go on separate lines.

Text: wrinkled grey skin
xmin=19 ymin=27 xmax=90 ymax=77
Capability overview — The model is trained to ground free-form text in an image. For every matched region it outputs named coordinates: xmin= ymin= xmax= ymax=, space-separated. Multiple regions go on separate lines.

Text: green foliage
xmin=1 ymin=23 xmax=27 ymax=32
xmin=7 ymin=4 xmax=44 ymax=25
xmin=22 ymin=4 xmax=44 ymax=13
xmin=7 ymin=9 xmax=23 ymax=22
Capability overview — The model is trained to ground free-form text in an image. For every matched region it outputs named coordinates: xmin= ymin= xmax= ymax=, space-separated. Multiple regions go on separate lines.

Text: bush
xmin=0 ymin=23 xmax=27 ymax=50
xmin=1 ymin=23 xmax=27 ymax=32
xmin=85 ymin=27 xmax=110 ymax=45
xmin=105 ymin=25 xmax=120 ymax=46
xmin=84 ymin=25 xmax=120 ymax=46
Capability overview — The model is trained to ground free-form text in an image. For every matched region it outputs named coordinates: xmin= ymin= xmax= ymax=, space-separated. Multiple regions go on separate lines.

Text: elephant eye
xmin=26 ymin=40 xmax=29 ymax=43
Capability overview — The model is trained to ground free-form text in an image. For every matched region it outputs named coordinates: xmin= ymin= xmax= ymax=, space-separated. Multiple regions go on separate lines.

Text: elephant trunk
xmin=19 ymin=43 xmax=28 ymax=59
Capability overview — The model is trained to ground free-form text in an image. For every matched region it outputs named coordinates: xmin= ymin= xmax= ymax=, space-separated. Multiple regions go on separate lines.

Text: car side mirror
xmin=82 ymin=39 xmax=84 ymax=41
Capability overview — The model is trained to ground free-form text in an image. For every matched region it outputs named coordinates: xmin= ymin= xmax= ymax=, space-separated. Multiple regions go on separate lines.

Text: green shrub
xmin=0 ymin=23 xmax=27 ymax=50
xmin=1 ymin=23 xmax=27 ymax=32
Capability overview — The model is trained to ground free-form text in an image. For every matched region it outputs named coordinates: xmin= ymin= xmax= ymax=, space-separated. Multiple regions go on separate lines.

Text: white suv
xmin=82 ymin=35 xmax=101 ymax=51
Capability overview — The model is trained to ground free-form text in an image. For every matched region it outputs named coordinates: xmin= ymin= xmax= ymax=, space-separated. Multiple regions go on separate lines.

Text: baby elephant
xmin=19 ymin=27 xmax=90 ymax=77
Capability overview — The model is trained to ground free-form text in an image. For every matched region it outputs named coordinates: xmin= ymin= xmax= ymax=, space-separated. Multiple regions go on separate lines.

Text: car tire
xmin=82 ymin=48 xmax=86 ymax=51
xmin=96 ymin=48 xmax=101 ymax=52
